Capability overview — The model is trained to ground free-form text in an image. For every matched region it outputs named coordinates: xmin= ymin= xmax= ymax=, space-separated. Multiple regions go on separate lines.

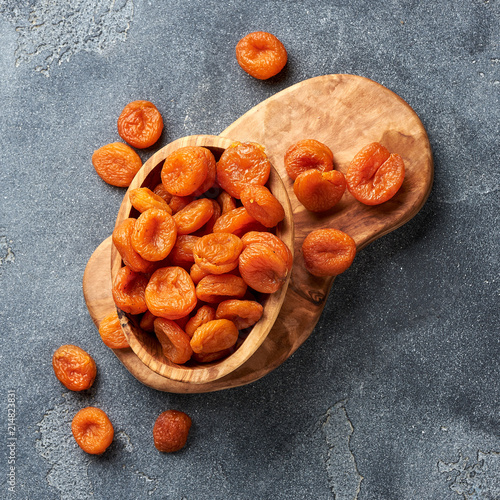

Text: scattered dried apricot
xmin=153 ymin=318 xmax=193 ymax=364
xmin=284 ymin=139 xmax=334 ymax=181
xmin=92 ymin=142 xmax=142 ymax=187
xmin=216 ymin=300 xmax=264 ymax=330
xmin=98 ymin=311 xmax=129 ymax=349
xmin=52 ymin=345 xmax=97 ymax=392
xmin=129 ymin=187 xmax=172 ymax=214
xmin=196 ymin=274 xmax=247 ymax=303
xmin=185 ymin=305 xmax=216 ymax=338
xmin=241 ymin=231 xmax=293 ymax=271
xmin=117 ymin=100 xmax=163 ymax=149
xmin=193 ymin=232 xmax=243 ymax=275
xmin=240 ymin=184 xmax=285 ymax=228
xmin=153 ymin=410 xmax=192 ymax=453
xmin=190 ymin=319 xmax=239 ymax=353
xmin=293 ymin=169 xmax=346 ymax=212
xmin=173 ymin=198 xmax=215 ymax=235
xmin=72 ymin=407 xmax=114 ymax=455
xmin=112 ymin=265 xmax=149 ymax=315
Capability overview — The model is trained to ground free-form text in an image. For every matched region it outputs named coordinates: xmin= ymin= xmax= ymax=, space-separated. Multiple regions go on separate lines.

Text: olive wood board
xmin=83 ymin=74 xmax=433 ymax=393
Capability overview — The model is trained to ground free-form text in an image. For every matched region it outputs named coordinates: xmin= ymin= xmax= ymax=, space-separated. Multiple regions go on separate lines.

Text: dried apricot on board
xmin=216 ymin=142 xmax=271 ymax=198
xmin=284 ymin=139 xmax=334 ymax=181
xmin=216 ymin=300 xmax=264 ymax=330
xmin=190 ymin=319 xmax=239 ymax=354
xmin=241 ymin=231 xmax=293 ymax=271
xmin=193 ymin=232 xmax=243 ymax=275
xmin=240 ymin=185 xmax=285 ymax=228
xmin=173 ymin=198 xmax=214 ymax=235
xmin=235 ymin=31 xmax=287 ymax=80
xmin=346 ymin=142 xmax=405 ymax=205
xmin=212 ymin=207 xmax=259 ymax=236
xmin=98 ymin=311 xmax=129 ymax=349
xmin=117 ymin=100 xmax=163 ymax=149
xmin=293 ymin=169 xmax=346 ymax=212
xmin=129 ymin=187 xmax=172 ymax=214
xmin=112 ymin=265 xmax=149 ymax=315
xmin=196 ymin=274 xmax=247 ymax=303
xmin=302 ymin=228 xmax=356 ymax=277
xmin=92 ymin=142 xmax=142 ymax=187
xmin=185 ymin=305 xmax=216 ymax=338
xmin=153 ymin=410 xmax=192 ymax=453
xmin=145 ymin=266 xmax=197 ymax=319
xmin=52 ymin=345 xmax=97 ymax=391
xmin=153 ymin=318 xmax=193 ymax=364
xmin=72 ymin=407 xmax=114 ymax=455
xmin=169 ymin=235 xmax=200 ymax=267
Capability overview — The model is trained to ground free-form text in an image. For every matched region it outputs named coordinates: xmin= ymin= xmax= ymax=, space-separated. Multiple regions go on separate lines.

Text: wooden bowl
xmin=110 ymin=135 xmax=294 ymax=384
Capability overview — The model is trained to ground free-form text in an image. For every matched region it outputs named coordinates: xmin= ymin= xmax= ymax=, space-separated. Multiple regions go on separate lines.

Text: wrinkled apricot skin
xmin=284 ymin=139 xmax=334 ymax=181
xmin=52 ymin=345 xmax=97 ymax=391
xmin=153 ymin=410 xmax=192 ymax=453
xmin=241 ymin=231 xmax=293 ymax=271
xmin=185 ymin=305 xmax=216 ymax=338
xmin=169 ymin=235 xmax=199 ymax=267
xmin=129 ymin=187 xmax=172 ymax=214
xmin=92 ymin=142 xmax=142 ymax=187
xmin=98 ymin=311 xmax=129 ymax=349
xmin=153 ymin=318 xmax=193 ymax=364
xmin=112 ymin=265 xmax=149 ymax=315
xmin=190 ymin=319 xmax=239 ymax=354
xmin=346 ymin=142 xmax=405 ymax=205
xmin=117 ymin=100 xmax=163 ymax=149
xmin=196 ymin=274 xmax=248 ymax=303
xmin=216 ymin=300 xmax=264 ymax=330
xmin=173 ymin=198 xmax=214 ymax=235
xmin=294 ymin=169 xmax=346 ymax=212
xmin=240 ymin=185 xmax=285 ymax=228
xmin=72 ymin=407 xmax=114 ymax=455
xmin=153 ymin=183 xmax=173 ymax=204
xmin=193 ymin=199 xmax=221 ymax=237
xmin=193 ymin=233 xmax=243 ymax=275
xmin=168 ymin=195 xmax=195 ymax=214
xmin=190 ymin=263 xmax=209 ymax=284
xmin=212 ymin=207 xmax=259 ymax=236
xmin=302 ymin=228 xmax=356 ymax=277
xmin=217 ymin=190 xmax=237 ymax=213
xmin=236 ymin=31 xmax=287 ymax=80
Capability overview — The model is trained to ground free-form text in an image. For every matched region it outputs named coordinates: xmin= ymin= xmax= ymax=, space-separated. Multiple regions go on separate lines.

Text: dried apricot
xmin=216 ymin=300 xmax=264 ymax=330
xmin=52 ymin=345 xmax=97 ymax=392
xmin=193 ymin=199 xmax=221 ymax=236
xmin=217 ymin=190 xmax=237 ymax=214
xmin=196 ymin=274 xmax=247 ymax=303
xmin=173 ymin=198 xmax=215 ymax=235
xmin=239 ymin=243 xmax=288 ymax=293
xmin=346 ymin=142 xmax=405 ymax=205
xmin=302 ymin=228 xmax=356 ymax=277
xmin=193 ymin=148 xmax=217 ymax=196
xmin=140 ymin=310 xmax=157 ymax=332
xmin=240 ymin=184 xmax=285 ymax=228
xmin=92 ymin=142 xmax=142 ymax=187
xmin=293 ymin=169 xmax=346 ymax=212
xmin=241 ymin=231 xmax=293 ymax=271
xmin=169 ymin=235 xmax=199 ymax=267
xmin=185 ymin=305 xmax=216 ymax=338
xmin=193 ymin=347 xmax=235 ymax=363
xmin=161 ymin=146 xmax=214 ymax=196
xmin=175 ymin=315 xmax=190 ymax=331
xmin=190 ymin=263 xmax=209 ymax=284
xmin=190 ymin=319 xmax=239 ymax=353
xmin=284 ymin=139 xmax=334 ymax=181
xmin=117 ymin=100 xmax=163 ymax=149
xmin=193 ymin=233 xmax=243 ymax=275
xmin=153 ymin=183 xmax=173 ymax=204
xmin=235 ymin=31 xmax=287 ymax=80
xmin=168 ymin=195 xmax=195 ymax=214
xmin=72 ymin=407 xmax=114 ymax=455
xmin=112 ymin=266 xmax=149 ymax=315
xmin=153 ymin=318 xmax=193 ymax=364
xmin=129 ymin=187 xmax=172 ymax=214
xmin=131 ymin=208 xmax=177 ymax=261
xmin=212 ymin=207 xmax=258 ymax=236
xmin=216 ymin=142 xmax=271 ymax=198
xmin=145 ymin=266 xmax=197 ymax=319
xmin=153 ymin=410 xmax=192 ymax=453
xmin=98 ymin=311 xmax=129 ymax=349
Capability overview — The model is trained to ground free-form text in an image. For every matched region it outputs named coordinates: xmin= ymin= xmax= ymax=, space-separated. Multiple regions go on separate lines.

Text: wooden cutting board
xmin=83 ymin=74 xmax=433 ymax=393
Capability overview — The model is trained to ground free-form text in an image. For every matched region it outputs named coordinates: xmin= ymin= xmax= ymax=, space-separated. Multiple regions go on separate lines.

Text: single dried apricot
xmin=240 ymin=184 xmax=285 ymax=228
xmin=185 ymin=305 xmax=216 ymax=338
xmin=72 ymin=407 xmax=114 ymax=455
xmin=293 ymin=169 xmax=346 ymax=212
xmin=92 ymin=142 xmax=142 ymax=187
xmin=241 ymin=231 xmax=293 ymax=271
xmin=239 ymin=243 xmax=288 ymax=293
xmin=153 ymin=410 xmax=192 ymax=453
xmin=284 ymin=139 xmax=334 ymax=181
xmin=216 ymin=300 xmax=264 ymax=330
xmin=145 ymin=266 xmax=197 ymax=319
xmin=169 ymin=235 xmax=200 ymax=267
xmin=98 ymin=311 xmax=129 ymax=349
xmin=131 ymin=208 xmax=177 ymax=261
xmin=117 ymin=100 xmax=163 ymax=149
xmin=161 ymin=146 xmax=214 ymax=196
xmin=193 ymin=233 xmax=243 ymax=275
xmin=173 ymin=198 xmax=214 ymax=235
xmin=302 ymin=228 xmax=356 ymax=277
xmin=52 ymin=344 xmax=97 ymax=391
xmin=190 ymin=263 xmax=209 ymax=284
xmin=153 ymin=318 xmax=193 ymax=364
xmin=193 ymin=148 xmax=217 ymax=196
xmin=196 ymin=274 xmax=247 ymax=303
xmin=216 ymin=142 xmax=271 ymax=198
xmin=140 ymin=310 xmax=157 ymax=332
xmin=129 ymin=187 xmax=172 ymax=214
xmin=190 ymin=319 xmax=239 ymax=353
xmin=235 ymin=31 xmax=287 ymax=80
xmin=217 ymin=190 xmax=237 ymax=214
xmin=112 ymin=266 xmax=148 ymax=315
xmin=346 ymin=142 xmax=405 ymax=205
xmin=168 ymin=195 xmax=195 ymax=214
xmin=212 ymin=207 xmax=259 ymax=236
xmin=153 ymin=183 xmax=173 ymax=204
xmin=193 ymin=199 xmax=221 ymax=236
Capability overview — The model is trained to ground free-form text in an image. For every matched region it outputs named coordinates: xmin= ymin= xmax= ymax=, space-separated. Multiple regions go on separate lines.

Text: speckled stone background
xmin=0 ymin=1 xmax=498 ymax=499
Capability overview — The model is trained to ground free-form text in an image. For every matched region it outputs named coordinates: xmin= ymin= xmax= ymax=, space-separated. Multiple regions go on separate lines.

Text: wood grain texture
xmin=83 ymin=74 xmax=433 ymax=393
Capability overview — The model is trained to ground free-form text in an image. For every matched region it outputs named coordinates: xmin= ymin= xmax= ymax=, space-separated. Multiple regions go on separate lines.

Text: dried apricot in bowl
xmin=92 ymin=142 xmax=142 ymax=187
xmin=240 ymin=184 xmax=285 ymax=228
xmin=284 ymin=139 xmax=334 ymax=181
xmin=72 ymin=407 xmax=114 ymax=455
xmin=52 ymin=344 xmax=97 ymax=391
xmin=153 ymin=410 xmax=192 ymax=453
xmin=98 ymin=311 xmax=129 ymax=349
xmin=117 ymin=100 xmax=163 ymax=149
xmin=236 ymin=31 xmax=287 ymax=80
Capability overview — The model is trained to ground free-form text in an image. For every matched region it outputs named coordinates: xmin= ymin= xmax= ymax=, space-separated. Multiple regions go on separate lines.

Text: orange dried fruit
xmin=117 ymin=100 xmax=163 ymax=149
xmin=293 ymin=169 xmax=346 ymax=212
xmin=52 ymin=344 xmax=97 ymax=392
xmin=112 ymin=266 xmax=148 ymax=315
xmin=173 ymin=198 xmax=215 ymax=235
xmin=153 ymin=318 xmax=193 ymax=364
xmin=72 ymin=407 xmax=114 ymax=455
xmin=216 ymin=142 xmax=271 ymax=198
xmin=185 ymin=305 xmax=216 ymax=338
xmin=193 ymin=148 xmax=217 ymax=196
xmin=140 ymin=309 xmax=157 ymax=332
xmin=346 ymin=142 xmax=405 ymax=205
xmin=153 ymin=183 xmax=173 ymax=204
xmin=190 ymin=263 xmax=209 ymax=284
xmin=193 ymin=199 xmax=221 ymax=236
xmin=240 ymin=184 xmax=285 ymax=228
xmin=302 ymin=228 xmax=356 ymax=277
xmin=193 ymin=232 xmax=243 ymax=275
xmin=217 ymin=190 xmax=237 ymax=214
xmin=241 ymin=231 xmax=293 ymax=271
xmin=169 ymin=235 xmax=200 ymax=267
xmin=190 ymin=319 xmax=239 ymax=353
xmin=145 ymin=266 xmax=197 ymax=319
xmin=168 ymin=195 xmax=195 ymax=214
xmin=215 ymin=300 xmax=264 ymax=330
xmin=235 ymin=31 xmax=287 ymax=80
xmin=129 ymin=187 xmax=172 ymax=214
xmin=153 ymin=410 xmax=192 ymax=453
xmin=196 ymin=274 xmax=247 ymax=303
xmin=92 ymin=142 xmax=142 ymax=187
xmin=284 ymin=139 xmax=334 ymax=181
xmin=193 ymin=347 xmax=235 ymax=363
xmin=98 ymin=311 xmax=129 ymax=349
xmin=212 ymin=207 xmax=259 ymax=236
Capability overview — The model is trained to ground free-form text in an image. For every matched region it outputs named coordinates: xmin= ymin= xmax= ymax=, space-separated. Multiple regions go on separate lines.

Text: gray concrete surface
xmin=0 ymin=1 xmax=498 ymax=499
